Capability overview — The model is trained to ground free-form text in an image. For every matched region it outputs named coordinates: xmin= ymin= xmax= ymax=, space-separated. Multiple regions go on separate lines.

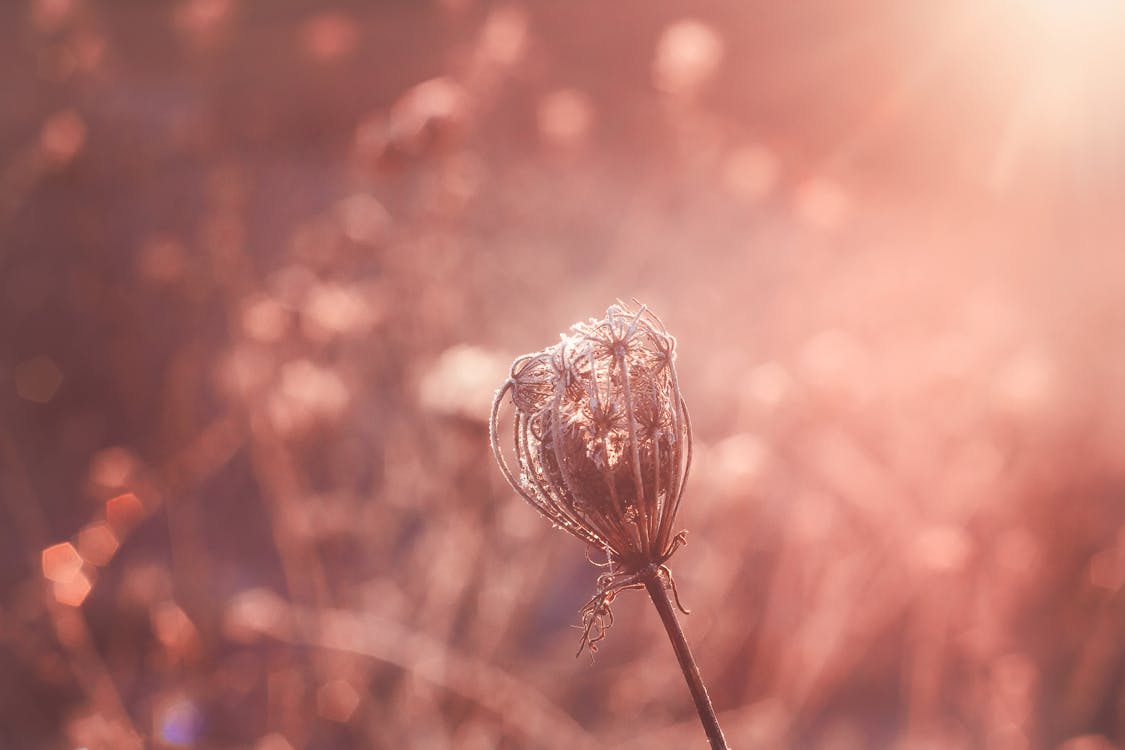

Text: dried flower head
xmin=490 ymin=302 xmax=693 ymax=653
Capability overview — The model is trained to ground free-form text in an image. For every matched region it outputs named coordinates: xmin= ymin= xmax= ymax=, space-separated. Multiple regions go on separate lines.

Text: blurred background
xmin=2 ymin=0 xmax=1124 ymax=748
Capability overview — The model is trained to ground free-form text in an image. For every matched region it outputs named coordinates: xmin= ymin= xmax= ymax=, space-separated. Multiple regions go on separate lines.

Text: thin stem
xmin=643 ymin=573 xmax=729 ymax=750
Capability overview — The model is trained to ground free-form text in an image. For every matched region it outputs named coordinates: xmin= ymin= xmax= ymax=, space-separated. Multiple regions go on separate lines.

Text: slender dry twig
xmin=490 ymin=302 xmax=729 ymax=749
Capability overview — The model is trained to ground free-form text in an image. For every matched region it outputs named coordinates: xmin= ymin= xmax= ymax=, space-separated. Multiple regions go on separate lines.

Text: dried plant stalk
xmin=490 ymin=302 xmax=729 ymax=750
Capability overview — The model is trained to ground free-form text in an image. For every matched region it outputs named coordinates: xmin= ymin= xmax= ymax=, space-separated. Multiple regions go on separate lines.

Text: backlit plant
xmin=490 ymin=302 xmax=728 ymax=749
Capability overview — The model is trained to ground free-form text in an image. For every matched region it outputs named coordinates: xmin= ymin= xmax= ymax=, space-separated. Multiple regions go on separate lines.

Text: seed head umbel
xmin=490 ymin=302 xmax=693 ymax=652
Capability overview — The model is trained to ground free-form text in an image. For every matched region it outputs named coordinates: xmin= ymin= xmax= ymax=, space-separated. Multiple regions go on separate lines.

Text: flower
xmin=490 ymin=302 xmax=692 ymax=652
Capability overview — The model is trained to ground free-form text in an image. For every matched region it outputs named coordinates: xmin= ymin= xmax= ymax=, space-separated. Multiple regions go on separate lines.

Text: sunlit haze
xmin=1 ymin=1 xmax=1122 ymax=748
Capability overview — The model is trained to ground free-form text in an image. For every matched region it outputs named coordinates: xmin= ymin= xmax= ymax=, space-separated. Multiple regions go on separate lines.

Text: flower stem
xmin=643 ymin=573 xmax=729 ymax=750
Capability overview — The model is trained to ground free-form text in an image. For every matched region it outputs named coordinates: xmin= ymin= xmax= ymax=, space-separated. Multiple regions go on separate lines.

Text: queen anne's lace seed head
xmin=490 ymin=302 xmax=693 ymax=574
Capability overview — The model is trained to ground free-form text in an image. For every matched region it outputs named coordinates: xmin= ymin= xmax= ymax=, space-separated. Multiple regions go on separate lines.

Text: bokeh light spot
xmin=255 ymin=732 xmax=296 ymax=750
xmin=38 ymin=110 xmax=86 ymax=165
xmin=418 ymin=345 xmax=508 ymax=422
xmin=223 ymin=588 xmax=288 ymax=642
xmin=53 ymin=570 xmax=93 ymax=607
xmin=42 ymin=542 xmax=82 ymax=583
xmin=653 ymin=19 xmax=724 ymax=96
xmin=358 ymin=76 xmax=469 ymax=170
xmin=152 ymin=600 xmax=201 ymax=659
xmin=300 ymin=282 xmax=377 ymax=340
xmin=76 ymin=522 xmax=119 ymax=567
xmin=14 ymin=355 xmax=63 ymax=404
xmin=740 ymin=361 xmax=793 ymax=410
xmin=299 ymin=12 xmax=358 ymax=63
xmin=136 ymin=236 xmax=187 ymax=284
xmin=105 ymin=492 xmax=146 ymax=534
xmin=316 ymin=679 xmax=360 ymax=723
xmin=267 ymin=360 xmax=350 ymax=434
xmin=1057 ymin=734 xmax=1118 ymax=750
xmin=710 ymin=432 xmax=769 ymax=496
xmin=87 ymin=447 xmax=139 ymax=489
xmin=335 ymin=193 xmax=390 ymax=245
xmin=156 ymin=697 xmax=203 ymax=747
xmin=240 ymin=295 xmax=289 ymax=343
xmin=914 ymin=525 xmax=972 ymax=572
xmin=538 ymin=89 xmax=595 ymax=148
xmin=173 ymin=0 xmax=232 ymax=41
xmin=478 ymin=6 xmax=528 ymax=66
xmin=29 ymin=0 xmax=75 ymax=33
